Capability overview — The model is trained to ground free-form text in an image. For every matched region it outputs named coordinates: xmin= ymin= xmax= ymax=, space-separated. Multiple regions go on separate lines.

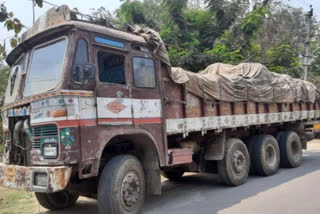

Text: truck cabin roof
xmin=6 ymin=20 xmax=148 ymax=66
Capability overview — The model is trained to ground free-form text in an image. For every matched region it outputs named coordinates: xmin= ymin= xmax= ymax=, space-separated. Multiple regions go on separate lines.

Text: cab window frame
xmin=97 ymin=50 xmax=127 ymax=86
xmin=131 ymin=56 xmax=156 ymax=89
xmin=23 ymin=36 xmax=69 ymax=97
xmin=71 ymin=38 xmax=89 ymax=84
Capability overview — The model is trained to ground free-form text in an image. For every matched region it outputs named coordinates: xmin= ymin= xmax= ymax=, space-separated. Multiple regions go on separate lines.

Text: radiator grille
xmin=32 ymin=125 xmax=58 ymax=149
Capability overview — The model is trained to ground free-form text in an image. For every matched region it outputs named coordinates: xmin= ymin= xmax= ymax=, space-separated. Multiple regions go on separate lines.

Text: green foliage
xmin=206 ymin=0 xmax=250 ymax=35
xmin=89 ymin=7 xmax=117 ymax=27
xmin=118 ymin=0 xmax=146 ymax=25
xmin=265 ymin=44 xmax=301 ymax=77
xmin=0 ymin=56 xmax=9 ymax=157
xmin=0 ymin=0 xmax=42 ymax=57
xmin=309 ymin=39 xmax=320 ymax=76
xmin=35 ymin=0 xmax=43 ymax=8
xmin=0 ymin=60 xmax=9 ymax=104
xmin=240 ymin=6 xmax=269 ymax=38
xmin=0 ymin=2 xmax=27 ymax=57
xmin=162 ymin=0 xmax=188 ymax=30
xmin=0 ymin=0 xmax=317 ymax=81
xmin=114 ymin=0 xmax=315 ymax=77
xmin=206 ymin=44 xmax=243 ymax=64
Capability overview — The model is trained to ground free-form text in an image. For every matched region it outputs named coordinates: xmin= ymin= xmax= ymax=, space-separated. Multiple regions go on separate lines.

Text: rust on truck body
xmin=0 ymin=163 xmax=72 ymax=192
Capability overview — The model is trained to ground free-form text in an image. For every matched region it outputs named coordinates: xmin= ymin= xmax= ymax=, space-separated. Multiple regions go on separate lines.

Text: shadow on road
xmin=41 ymin=150 xmax=320 ymax=214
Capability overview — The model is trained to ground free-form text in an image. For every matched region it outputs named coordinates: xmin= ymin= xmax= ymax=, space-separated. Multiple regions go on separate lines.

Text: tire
xmin=35 ymin=190 xmax=79 ymax=210
xmin=98 ymin=155 xmax=145 ymax=214
xmin=244 ymin=135 xmax=259 ymax=175
xmin=278 ymin=131 xmax=303 ymax=168
xmin=161 ymin=167 xmax=184 ymax=181
xmin=252 ymin=135 xmax=280 ymax=176
xmin=218 ymin=138 xmax=250 ymax=186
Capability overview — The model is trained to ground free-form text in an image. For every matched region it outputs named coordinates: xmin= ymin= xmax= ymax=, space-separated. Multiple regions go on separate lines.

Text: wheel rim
xmin=265 ymin=144 xmax=277 ymax=167
xmin=291 ymin=140 xmax=301 ymax=161
xmin=232 ymin=150 xmax=246 ymax=175
xmin=120 ymin=171 xmax=141 ymax=211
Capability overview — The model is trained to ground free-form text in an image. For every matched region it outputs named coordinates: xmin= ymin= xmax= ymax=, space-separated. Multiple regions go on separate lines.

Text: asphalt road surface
xmin=43 ymin=142 xmax=320 ymax=214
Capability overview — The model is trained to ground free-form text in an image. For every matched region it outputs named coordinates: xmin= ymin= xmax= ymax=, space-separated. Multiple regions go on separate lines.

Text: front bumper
xmin=0 ymin=163 xmax=72 ymax=193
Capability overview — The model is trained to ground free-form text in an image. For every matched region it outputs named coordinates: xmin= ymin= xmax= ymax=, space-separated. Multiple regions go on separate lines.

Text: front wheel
xmin=35 ymin=190 xmax=79 ymax=210
xmin=98 ymin=155 xmax=145 ymax=214
xmin=218 ymin=138 xmax=250 ymax=186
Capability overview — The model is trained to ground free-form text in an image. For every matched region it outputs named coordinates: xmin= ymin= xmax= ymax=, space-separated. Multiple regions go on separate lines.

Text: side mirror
xmin=10 ymin=65 xmax=21 ymax=95
xmin=72 ymin=64 xmax=95 ymax=85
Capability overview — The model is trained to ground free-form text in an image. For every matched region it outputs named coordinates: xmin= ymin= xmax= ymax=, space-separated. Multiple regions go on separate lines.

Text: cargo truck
xmin=0 ymin=6 xmax=320 ymax=214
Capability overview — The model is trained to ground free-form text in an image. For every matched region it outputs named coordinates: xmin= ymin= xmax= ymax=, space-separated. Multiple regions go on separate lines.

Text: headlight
xmin=42 ymin=143 xmax=58 ymax=158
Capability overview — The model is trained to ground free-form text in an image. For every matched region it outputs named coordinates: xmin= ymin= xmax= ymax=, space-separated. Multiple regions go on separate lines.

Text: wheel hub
xmin=291 ymin=141 xmax=300 ymax=161
xmin=121 ymin=171 xmax=141 ymax=210
xmin=265 ymin=144 xmax=276 ymax=166
xmin=232 ymin=150 xmax=246 ymax=174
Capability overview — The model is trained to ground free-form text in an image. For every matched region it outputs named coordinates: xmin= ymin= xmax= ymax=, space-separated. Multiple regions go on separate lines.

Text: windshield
xmin=24 ymin=38 xmax=67 ymax=96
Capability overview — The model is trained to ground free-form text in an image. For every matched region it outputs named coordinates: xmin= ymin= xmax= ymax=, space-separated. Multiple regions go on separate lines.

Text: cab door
xmin=129 ymin=48 xmax=167 ymax=165
xmin=93 ymin=36 xmax=133 ymax=126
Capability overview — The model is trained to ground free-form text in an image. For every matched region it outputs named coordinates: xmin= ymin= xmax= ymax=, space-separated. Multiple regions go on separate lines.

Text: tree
xmin=0 ymin=56 xmax=9 ymax=157
xmin=0 ymin=0 xmax=43 ymax=57
xmin=265 ymin=43 xmax=301 ymax=77
xmin=0 ymin=56 xmax=9 ymax=104
xmin=206 ymin=0 xmax=250 ymax=35
xmin=309 ymin=37 xmax=320 ymax=76
xmin=118 ymin=0 xmax=146 ymax=25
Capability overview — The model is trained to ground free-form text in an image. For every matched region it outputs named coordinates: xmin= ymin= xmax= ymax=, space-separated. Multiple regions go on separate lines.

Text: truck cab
xmin=1 ymin=5 xmax=167 ymax=213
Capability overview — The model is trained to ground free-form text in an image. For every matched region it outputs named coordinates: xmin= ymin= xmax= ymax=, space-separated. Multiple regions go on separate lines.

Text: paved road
xmin=43 ymin=144 xmax=320 ymax=214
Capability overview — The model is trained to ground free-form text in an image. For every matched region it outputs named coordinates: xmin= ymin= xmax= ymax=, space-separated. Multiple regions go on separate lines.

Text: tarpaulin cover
xmin=130 ymin=26 xmax=318 ymax=103
xmin=169 ymin=63 xmax=319 ymax=103
xmin=132 ymin=25 xmax=171 ymax=66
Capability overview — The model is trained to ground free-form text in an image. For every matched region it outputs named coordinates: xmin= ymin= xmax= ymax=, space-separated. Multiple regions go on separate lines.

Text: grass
xmin=0 ymin=186 xmax=38 ymax=214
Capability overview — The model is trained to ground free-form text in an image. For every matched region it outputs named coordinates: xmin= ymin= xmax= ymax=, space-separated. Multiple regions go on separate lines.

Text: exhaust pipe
xmin=13 ymin=119 xmax=34 ymax=150
xmin=13 ymin=120 xmax=24 ymax=146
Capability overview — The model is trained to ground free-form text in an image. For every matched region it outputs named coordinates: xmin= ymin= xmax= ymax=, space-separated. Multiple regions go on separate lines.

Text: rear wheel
xmin=35 ymin=190 xmax=79 ymax=210
xmin=98 ymin=155 xmax=145 ymax=214
xmin=218 ymin=138 xmax=250 ymax=186
xmin=252 ymin=135 xmax=280 ymax=176
xmin=278 ymin=131 xmax=303 ymax=168
xmin=161 ymin=167 xmax=184 ymax=181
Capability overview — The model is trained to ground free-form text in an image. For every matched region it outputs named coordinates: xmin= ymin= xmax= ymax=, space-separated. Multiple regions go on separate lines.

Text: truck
xmin=0 ymin=5 xmax=320 ymax=214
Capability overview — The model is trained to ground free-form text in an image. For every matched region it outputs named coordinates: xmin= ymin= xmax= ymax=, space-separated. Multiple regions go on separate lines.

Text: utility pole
xmin=303 ymin=5 xmax=313 ymax=80
xmin=32 ymin=0 xmax=36 ymax=24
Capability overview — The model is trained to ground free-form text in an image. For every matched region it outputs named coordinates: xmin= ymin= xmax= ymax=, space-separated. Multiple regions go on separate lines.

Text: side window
xmin=132 ymin=57 xmax=156 ymax=88
xmin=98 ymin=52 xmax=125 ymax=85
xmin=72 ymin=39 xmax=88 ymax=82
xmin=73 ymin=39 xmax=88 ymax=67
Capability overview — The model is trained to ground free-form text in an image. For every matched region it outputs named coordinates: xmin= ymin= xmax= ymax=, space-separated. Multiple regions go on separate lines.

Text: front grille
xmin=4 ymin=132 xmax=11 ymax=151
xmin=32 ymin=125 xmax=58 ymax=149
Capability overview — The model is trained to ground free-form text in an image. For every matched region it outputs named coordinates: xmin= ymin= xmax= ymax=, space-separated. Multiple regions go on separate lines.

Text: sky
xmin=0 ymin=0 xmax=319 ymax=51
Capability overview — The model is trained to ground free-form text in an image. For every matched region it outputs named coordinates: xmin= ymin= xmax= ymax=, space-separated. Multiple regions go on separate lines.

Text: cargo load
xmin=170 ymin=63 xmax=319 ymax=103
